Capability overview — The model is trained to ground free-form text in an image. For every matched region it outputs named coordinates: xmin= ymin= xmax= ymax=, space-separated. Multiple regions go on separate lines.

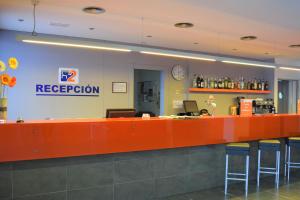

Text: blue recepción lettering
xmin=35 ymin=84 xmax=100 ymax=95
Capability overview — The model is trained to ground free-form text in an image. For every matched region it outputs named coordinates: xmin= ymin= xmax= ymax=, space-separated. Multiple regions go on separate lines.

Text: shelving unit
xmin=188 ymin=88 xmax=272 ymax=94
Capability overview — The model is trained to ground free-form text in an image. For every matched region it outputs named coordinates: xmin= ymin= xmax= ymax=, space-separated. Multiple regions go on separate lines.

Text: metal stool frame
xmin=225 ymin=149 xmax=250 ymax=196
xmin=257 ymin=144 xmax=280 ymax=189
xmin=285 ymin=141 xmax=300 ymax=182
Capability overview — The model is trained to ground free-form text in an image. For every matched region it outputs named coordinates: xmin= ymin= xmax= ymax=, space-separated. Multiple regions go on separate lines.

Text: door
xmin=134 ymin=69 xmax=162 ymax=116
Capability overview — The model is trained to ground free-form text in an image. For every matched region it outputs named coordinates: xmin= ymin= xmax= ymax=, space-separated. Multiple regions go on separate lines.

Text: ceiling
xmin=0 ymin=0 xmax=300 ymax=61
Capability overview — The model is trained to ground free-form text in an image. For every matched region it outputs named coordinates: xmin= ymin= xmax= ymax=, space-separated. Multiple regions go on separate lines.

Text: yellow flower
xmin=8 ymin=57 xmax=19 ymax=69
xmin=0 ymin=60 xmax=6 ymax=72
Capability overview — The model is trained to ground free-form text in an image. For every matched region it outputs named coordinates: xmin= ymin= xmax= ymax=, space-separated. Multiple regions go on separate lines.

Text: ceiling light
xmin=289 ymin=44 xmax=300 ymax=48
xmin=222 ymin=60 xmax=276 ymax=68
xmin=240 ymin=36 xmax=257 ymax=41
xmin=18 ymin=19 xmax=24 ymax=22
xmin=140 ymin=51 xmax=216 ymax=61
xmin=22 ymin=39 xmax=131 ymax=52
xmin=193 ymin=42 xmax=199 ymax=45
xmin=89 ymin=27 xmax=95 ymax=30
xmin=279 ymin=67 xmax=300 ymax=71
xmin=174 ymin=22 xmax=194 ymax=28
xmin=232 ymin=48 xmax=238 ymax=51
xmin=49 ymin=22 xmax=70 ymax=28
xmin=83 ymin=7 xmax=105 ymax=14
xmin=146 ymin=35 xmax=152 ymax=38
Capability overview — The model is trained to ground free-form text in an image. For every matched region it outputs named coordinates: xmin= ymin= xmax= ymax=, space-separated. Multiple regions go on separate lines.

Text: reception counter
xmin=1 ymin=114 xmax=300 ymax=163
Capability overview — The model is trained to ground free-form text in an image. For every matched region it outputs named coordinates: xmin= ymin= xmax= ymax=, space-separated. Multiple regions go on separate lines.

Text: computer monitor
xmin=106 ymin=108 xmax=136 ymax=118
xmin=183 ymin=100 xmax=199 ymax=113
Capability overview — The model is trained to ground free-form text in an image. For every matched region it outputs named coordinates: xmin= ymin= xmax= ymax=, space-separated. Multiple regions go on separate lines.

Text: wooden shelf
xmin=189 ymin=88 xmax=272 ymax=94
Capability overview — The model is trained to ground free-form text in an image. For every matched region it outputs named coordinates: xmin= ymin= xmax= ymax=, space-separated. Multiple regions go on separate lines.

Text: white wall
xmin=0 ymin=30 xmax=276 ymax=120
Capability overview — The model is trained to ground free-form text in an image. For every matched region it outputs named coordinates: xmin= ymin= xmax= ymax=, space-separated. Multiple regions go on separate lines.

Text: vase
xmin=0 ymin=98 xmax=7 ymax=121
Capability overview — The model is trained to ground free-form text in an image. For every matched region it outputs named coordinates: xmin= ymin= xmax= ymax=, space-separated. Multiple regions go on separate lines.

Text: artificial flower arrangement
xmin=0 ymin=57 xmax=18 ymax=97
xmin=0 ymin=57 xmax=18 ymax=121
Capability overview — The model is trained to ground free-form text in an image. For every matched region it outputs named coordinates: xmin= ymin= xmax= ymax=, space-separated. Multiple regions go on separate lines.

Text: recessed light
xmin=232 ymin=48 xmax=238 ymax=51
xmin=146 ymin=35 xmax=152 ymax=38
xmin=193 ymin=42 xmax=198 ymax=45
xmin=264 ymin=52 xmax=270 ymax=55
xmin=289 ymin=44 xmax=300 ymax=48
xmin=18 ymin=19 xmax=24 ymax=22
xmin=240 ymin=36 xmax=257 ymax=41
xmin=174 ymin=22 xmax=194 ymax=28
xmin=89 ymin=27 xmax=95 ymax=30
xmin=83 ymin=7 xmax=105 ymax=14
xmin=49 ymin=22 xmax=70 ymax=28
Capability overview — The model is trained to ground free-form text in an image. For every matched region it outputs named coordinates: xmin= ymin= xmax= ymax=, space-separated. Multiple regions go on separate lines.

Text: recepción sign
xmin=35 ymin=68 xmax=100 ymax=97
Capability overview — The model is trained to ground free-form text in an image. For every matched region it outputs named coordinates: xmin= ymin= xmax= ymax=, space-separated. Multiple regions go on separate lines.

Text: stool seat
xmin=227 ymin=143 xmax=250 ymax=148
xmin=259 ymin=140 xmax=280 ymax=144
xmin=226 ymin=143 xmax=250 ymax=155
xmin=259 ymin=139 xmax=280 ymax=151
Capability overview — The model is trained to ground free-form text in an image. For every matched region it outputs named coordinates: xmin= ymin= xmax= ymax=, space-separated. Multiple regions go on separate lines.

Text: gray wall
xmin=0 ymin=30 xmax=274 ymax=120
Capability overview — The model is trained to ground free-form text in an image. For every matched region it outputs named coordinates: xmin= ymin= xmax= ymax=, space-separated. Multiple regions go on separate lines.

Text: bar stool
xmin=285 ymin=137 xmax=300 ymax=182
xmin=257 ymin=140 xmax=281 ymax=189
xmin=225 ymin=142 xmax=250 ymax=196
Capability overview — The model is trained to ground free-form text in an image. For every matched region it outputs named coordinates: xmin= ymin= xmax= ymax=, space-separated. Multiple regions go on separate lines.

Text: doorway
xmin=278 ymin=80 xmax=298 ymax=113
xmin=134 ymin=69 xmax=163 ymax=116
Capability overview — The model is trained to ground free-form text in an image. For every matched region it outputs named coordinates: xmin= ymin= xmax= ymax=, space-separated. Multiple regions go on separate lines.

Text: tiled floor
xmin=159 ymin=173 xmax=300 ymax=200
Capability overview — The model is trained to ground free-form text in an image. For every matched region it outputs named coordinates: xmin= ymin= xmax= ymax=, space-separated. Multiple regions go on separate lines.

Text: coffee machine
xmin=252 ymin=98 xmax=276 ymax=114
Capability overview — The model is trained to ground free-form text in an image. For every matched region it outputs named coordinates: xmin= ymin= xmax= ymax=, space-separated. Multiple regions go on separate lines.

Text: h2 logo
xmin=59 ymin=68 xmax=79 ymax=84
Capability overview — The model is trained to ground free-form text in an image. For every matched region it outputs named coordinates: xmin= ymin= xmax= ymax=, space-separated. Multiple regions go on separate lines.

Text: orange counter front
xmin=0 ymin=114 xmax=300 ymax=163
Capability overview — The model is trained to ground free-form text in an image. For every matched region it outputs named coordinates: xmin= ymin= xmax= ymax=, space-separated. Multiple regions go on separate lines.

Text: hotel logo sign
xmin=59 ymin=68 xmax=79 ymax=84
xmin=36 ymin=68 xmax=100 ymax=97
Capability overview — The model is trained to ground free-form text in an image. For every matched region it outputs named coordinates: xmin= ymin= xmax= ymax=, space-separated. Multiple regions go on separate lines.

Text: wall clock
xmin=171 ymin=65 xmax=185 ymax=81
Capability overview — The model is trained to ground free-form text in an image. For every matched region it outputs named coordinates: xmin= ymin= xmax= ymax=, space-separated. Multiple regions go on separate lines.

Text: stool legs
xmin=287 ymin=145 xmax=291 ymax=182
xmin=225 ymin=154 xmax=229 ymax=195
xmin=284 ymin=144 xmax=288 ymax=177
xmin=276 ymin=151 xmax=281 ymax=188
xmin=257 ymin=149 xmax=261 ymax=187
xmin=224 ymin=154 xmax=249 ymax=196
xmin=245 ymin=155 xmax=249 ymax=196
xmin=257 ymin=149 xmax=280 ymax=188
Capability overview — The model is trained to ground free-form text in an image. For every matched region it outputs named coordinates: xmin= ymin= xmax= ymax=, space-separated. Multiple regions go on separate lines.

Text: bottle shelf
xmin=189 ymin=88 xmax=272 ymax=94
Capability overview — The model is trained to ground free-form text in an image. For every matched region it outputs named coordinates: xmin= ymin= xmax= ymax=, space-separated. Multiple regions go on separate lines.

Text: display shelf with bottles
xmin=190 ymin=74 xmax=272 ymax=94
xmin=188 ymin=88 xmax=272 ymax=94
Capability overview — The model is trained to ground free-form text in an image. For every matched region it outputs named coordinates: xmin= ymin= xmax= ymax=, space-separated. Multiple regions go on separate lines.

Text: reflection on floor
xmin=158 ymin=173 xmax=300 ymax=200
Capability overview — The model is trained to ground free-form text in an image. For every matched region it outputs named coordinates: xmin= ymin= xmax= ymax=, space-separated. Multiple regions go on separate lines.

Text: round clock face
xmin=172 ymin=65 xmax=185 ymax=81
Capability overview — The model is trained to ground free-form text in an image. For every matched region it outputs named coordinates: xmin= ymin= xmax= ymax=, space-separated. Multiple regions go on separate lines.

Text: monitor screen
xmin=106 ymin=109 xmax=136 ymax=118
xmin=183 ymin=100 xmax=199 ymax=113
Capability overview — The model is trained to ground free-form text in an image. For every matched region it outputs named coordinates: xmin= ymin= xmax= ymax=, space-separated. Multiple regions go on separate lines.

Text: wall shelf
xmin=189 ymin=88 xmax=272 ymax=94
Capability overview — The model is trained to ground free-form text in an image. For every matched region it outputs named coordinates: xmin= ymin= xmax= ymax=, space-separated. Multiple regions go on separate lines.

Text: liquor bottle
xmin=199 ymin=74 xmax=204 ymax=88
xmin=228 ymin=77 xmax=232 ymax=89
xmin=204 ymin=77 xmax=208 ymax=88
xmin=247 ymin=80 xmax=251 ymax=90
xmin=210 ymin=77 xmax=215 ymax=88
xmin=264 ymin=81 xmax=269 ymax=90
xmin=253 ymin=79 xmax=258 ymax=90
xmin=240 ymin=76 xmax=245 ymax=90
xmin=237 ymin=79 xmax=241 ymax=89
xmin=261 ymin=80 xmax=265 ymax=91
xmin=214 ymin=78 xmax=218 ymax=89
xmin=224 ymin=77 xmax=229 ymax=89
xmin=192 ymin=74 xmax=197 ymax=88
xmin=218 ymin=78 xmax=223 ymax=89
xmin=196 ymin=75 xmax=201 ymax=88
xmin=257 ymin=80 xmax=262 ymax=90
